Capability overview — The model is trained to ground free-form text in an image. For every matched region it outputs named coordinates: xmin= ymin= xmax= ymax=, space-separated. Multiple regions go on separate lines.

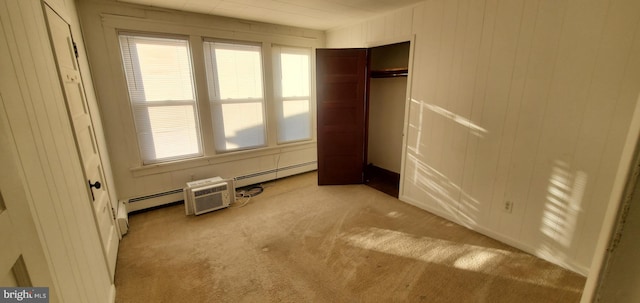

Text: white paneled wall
xmin=327 ymin=0 xmax=640 ymax=275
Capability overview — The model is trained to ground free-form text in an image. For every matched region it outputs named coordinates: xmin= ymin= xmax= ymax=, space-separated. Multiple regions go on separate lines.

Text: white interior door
xmin=44 ymin=6 xmax=119 ymax=279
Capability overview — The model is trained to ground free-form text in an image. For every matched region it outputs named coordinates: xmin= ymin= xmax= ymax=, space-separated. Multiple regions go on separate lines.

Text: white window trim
xmin=203 ymin=39 xmax=268 ymax=153
xmin=130 ymin=140 xmax=316 ymax=177
xmin=273 ymin=45 xmax=314 ymax=144
xmin=104 ymin=15 xmax=319 ymax=170
xmin=119 ymin=33 xmax=204 ymax=164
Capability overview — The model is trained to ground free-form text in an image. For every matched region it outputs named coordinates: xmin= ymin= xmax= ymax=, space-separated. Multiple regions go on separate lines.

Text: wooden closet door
xmin=316 ymin=49 xmax=368 ymax=185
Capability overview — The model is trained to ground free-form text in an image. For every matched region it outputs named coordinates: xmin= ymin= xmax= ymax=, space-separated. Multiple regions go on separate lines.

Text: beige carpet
xmin=115 ymin=171 xmax=585 ymax=302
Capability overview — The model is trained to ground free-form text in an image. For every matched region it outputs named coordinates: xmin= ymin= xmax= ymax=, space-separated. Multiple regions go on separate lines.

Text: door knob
xmin=89 ymin=180 xmax=101 ymax=190
xmin=88 ymin=180 xmax=101 ymax=201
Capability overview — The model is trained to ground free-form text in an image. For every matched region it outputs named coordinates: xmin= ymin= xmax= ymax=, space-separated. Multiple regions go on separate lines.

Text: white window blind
xmin=274 ymin=46 xmax=312 ymax=143
xmin=119 ymin=34 xmax=201 ymax=164
xmin=203 ymin=41 xmax=266 ymax=152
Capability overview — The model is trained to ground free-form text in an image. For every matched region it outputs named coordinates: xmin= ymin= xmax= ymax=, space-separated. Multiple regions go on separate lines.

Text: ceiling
xmin=117 ymin=0 xmax=424 ymax=30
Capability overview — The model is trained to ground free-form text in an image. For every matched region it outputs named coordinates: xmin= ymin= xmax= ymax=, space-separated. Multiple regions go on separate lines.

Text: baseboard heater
xmin=126 ymin=161 xmax=317 ymax=212
xmin=128 ymin=189 xmax=183 ymax=204
xmin=126 ymin=188 xmax=185 ymax=212
xmin=233 ymin=161 xmax=317 ymax=187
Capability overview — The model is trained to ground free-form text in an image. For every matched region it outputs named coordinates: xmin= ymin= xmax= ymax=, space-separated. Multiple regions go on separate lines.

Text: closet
xmin=365 ymin=42 xmax=410 ymax=197
xmin=316 ymin=41 xmax=410 ymax=197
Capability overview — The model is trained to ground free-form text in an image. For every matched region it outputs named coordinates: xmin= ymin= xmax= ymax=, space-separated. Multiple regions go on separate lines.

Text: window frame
xmin=112 ymin=24 xmax=318 ymax=170
xmin=202 ymin=39 xmax=268 ymax=153
xmin=118 ymin=32 xmax=203 ymax=164
xmin=272 ymin=45 xmax=313 ymax=144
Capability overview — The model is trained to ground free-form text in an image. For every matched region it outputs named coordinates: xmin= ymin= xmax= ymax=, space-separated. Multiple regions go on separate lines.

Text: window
xmin=203 ymin=41 xmax=266 ymax=152
xmin=117 ymin=31 xmax=315 ymax=166
xmin=273 ymin=46 xmax=312 ymax=143
xmin=119 ymin=34 xmax=201 ymax=164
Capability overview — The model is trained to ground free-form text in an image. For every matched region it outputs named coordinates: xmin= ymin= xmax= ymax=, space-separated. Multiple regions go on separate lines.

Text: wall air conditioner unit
xmin=184 ymin=177 xmax=233 ymax=216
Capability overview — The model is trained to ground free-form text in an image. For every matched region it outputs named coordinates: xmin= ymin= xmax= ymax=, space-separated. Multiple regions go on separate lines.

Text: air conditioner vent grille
xmin=194 ymin=193 xmax=224 ymax=212
xmin=194 ymin=185 xmax=227 ymax=197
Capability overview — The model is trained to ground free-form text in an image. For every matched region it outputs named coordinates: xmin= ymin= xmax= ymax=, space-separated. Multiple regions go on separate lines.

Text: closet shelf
xmin=370 ymin=68 xmax=408 ymax=78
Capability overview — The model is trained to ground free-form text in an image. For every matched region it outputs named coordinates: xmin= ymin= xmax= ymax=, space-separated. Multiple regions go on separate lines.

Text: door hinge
xmin=72 ymin=41 xmax=79 ymax=58
xmin=112 ymin=207 xmax=116 ymax=221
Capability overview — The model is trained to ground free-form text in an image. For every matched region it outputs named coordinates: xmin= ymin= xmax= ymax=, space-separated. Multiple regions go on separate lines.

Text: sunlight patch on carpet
xmin=341 ymin=227 xmax=583 ymax=293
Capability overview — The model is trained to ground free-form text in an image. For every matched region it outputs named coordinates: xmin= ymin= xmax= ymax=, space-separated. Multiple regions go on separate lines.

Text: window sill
xmin=130 ymin=141 xmax=316 ymax=177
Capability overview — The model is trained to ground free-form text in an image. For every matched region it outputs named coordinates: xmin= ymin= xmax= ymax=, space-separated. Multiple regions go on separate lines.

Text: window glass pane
xmin=275 ymin=47 xmax=312 ymax=143
xmin=141 ymin=105 xmax=200 ymax=159
xmin=214 ymin=45 xmax=263 ymax=99
xmin=204 ymin=41 xmax=266 ymax=152
xmin=119 ymin=34 xmax=201 ymax=163
xmin=281 ymin=53 xmax=310 ymax=97
xmin=212 ymin=102 xmax=265 ymax=150
xmin=120 ymin=36 xmax=194 ymax=102
xmin=135 ymin=42 xmax=194 ymax=101
xmin=280 ymin=99 xmax=310 ymax=142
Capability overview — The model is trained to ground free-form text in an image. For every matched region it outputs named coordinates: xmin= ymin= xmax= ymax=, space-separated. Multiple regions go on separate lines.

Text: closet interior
xmin=365 ymin=41 xmax=410 ymax=197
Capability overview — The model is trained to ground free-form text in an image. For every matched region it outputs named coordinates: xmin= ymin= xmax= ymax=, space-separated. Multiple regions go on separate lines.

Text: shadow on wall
xmin=404 ymin=98 xmax=486 ymax=226
xmin=424 ymin=102 xmax=488 ymax=137
xmin=403 ymin=98 xmax=586 ymax=265
xmin=140 ymin=92 xmax=592 ymax=265
xmin=405 ymin=98 xmax=487 ymax=159
xmin=405 ymin=153 xmax=481 ymax=226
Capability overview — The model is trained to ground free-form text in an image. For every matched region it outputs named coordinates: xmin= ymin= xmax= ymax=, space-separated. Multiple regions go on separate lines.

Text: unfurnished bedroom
xmin=1 ymin=0 xmax=640 ymax=302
